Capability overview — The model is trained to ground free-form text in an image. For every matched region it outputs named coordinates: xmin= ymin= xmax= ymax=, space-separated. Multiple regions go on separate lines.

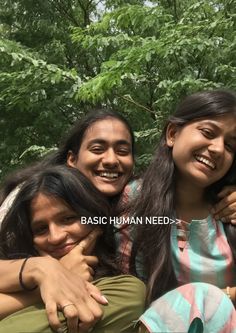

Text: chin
xmin=100 ymin=188 xmax=121 ymax=197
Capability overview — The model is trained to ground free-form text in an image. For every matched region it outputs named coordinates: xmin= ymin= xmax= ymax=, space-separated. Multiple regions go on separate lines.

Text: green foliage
xmin=0 ymin=0 xmax=235 ymax=179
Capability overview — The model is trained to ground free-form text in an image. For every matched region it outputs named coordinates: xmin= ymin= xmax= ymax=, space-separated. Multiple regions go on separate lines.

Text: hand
xmin=59 ymin=228 xmax=102 ymax=281
xmin=212 ymin=186 xmax=236 ymax=224
xmin=32 ymin=256 xmax=108 ymax=333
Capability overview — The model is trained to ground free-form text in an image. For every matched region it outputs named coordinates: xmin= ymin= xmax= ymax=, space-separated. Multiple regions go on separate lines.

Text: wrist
xmin=19 ymin=257 xmax=38 ymax=291
xmin=23 ymin=256 xmax=56 ymax=287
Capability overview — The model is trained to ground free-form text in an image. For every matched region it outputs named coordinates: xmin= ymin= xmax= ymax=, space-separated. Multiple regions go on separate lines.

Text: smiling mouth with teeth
xmin=194 ymin=155 xmax=216 ymax=170
xmin=98 ymin=172 xmax=120 ymax=179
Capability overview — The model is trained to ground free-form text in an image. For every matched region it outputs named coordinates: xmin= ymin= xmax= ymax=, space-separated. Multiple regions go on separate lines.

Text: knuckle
xmin=83 ymin=314 xmax=95 ymax=324
xmin=46 ymin=304 xmax=56 ymax=316
xmin=84 ymin=272 xmax=91 ymax=281
xmin=66 ymin=313 xmax=78 ymax=320
xmin=47 ymin=308 xmax=56 ymax=317
xmin=94 ymin=308 xmax=103 ymax=319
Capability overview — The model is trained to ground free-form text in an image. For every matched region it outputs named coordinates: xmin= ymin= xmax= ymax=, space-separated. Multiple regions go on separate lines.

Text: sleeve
xmin=0 ymin=186 xmax=21 ymax=227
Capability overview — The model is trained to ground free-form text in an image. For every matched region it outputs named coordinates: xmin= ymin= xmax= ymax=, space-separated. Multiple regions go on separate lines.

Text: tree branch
xmin=119 ymin=95 xmax=156 ymax=119
xmin=52 ymin=0 xmax=80 ymax=26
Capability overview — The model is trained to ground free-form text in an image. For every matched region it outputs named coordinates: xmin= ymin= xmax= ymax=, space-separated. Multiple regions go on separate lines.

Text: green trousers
xmin=0 ymin=275 xmax=146 ymax=333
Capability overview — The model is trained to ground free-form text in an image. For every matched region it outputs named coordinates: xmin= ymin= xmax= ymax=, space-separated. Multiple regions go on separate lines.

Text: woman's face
xmin=67 ymin=118 xmax=134 ymax=197
xmin=166 ymin=113 xmax=236 ymax=190
xmin=30 ymin=193 xmax=91 ymax=258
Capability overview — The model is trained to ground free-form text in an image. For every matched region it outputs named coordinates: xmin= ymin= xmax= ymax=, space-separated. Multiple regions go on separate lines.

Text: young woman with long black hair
xmin=130 ymin=90 xmax=236 ymax=332
xmin=0 ymin=166 xmax=145 ymax=333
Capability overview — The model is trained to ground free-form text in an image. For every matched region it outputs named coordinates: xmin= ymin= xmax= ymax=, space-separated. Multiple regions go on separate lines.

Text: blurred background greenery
xmin=0 ymin=0 xmax=235 ymax=180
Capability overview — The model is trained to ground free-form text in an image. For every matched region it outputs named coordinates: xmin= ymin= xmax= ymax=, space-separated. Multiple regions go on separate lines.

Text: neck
xmin=175 ymin=180 xmax=210 ymax=222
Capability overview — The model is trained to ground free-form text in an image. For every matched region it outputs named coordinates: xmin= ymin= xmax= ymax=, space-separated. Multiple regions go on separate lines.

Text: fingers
xmin=62 ymin=295 xmax=103 ymax=333
xmin=212 ymin=202 xmax=236 ymax=224
xmin=45 ymin=291 xmax=104 ymax=333
xmin=217 ymin=185 xmax=236 ymax=199
xmin=77 ymin=296 xmax=103 ymax=332
xmin=85 ymin=255 xmax=99 ymax=267
xmin=213 ymin=195 xmax=234 ymax=214
xmin=45 ymin=301 xmax=62 ymax=333
xmin=78 ymin=228 xmax=103 ymax=255
xmin=87 ymin=267 xmax=95 ymax=282
xmin=212 ymin=188 xmax=236 ymax=222
xmin=62 ymin=303 xmax=79 ymax=333
xmin=214 ymin=211 xmax=236 ymax=224
xmin=38 ymin=259 xmax=103 ymax=333
xmin=86 ymin=281 xmax=108 ymax=305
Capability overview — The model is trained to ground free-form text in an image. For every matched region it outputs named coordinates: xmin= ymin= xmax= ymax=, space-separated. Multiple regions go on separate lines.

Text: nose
xmin=48 ymin=224 xmax=67 ymax=245
xmin=208 ymin=137 xmax=224 ymax=155
xmin=102 ymin=148 xmax=119 ymax=168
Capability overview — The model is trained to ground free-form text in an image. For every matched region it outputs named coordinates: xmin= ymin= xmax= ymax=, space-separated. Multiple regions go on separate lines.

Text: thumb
xmin=79 ymin=228 xmax=103 ymax=255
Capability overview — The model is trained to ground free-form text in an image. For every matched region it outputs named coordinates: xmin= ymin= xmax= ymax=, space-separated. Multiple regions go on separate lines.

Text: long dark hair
xmin=0 ymin=166 xmax=120 ymax=278
xmin=130 ymin=89 xmax=236 ymax=303
xmin=0 ymin=109 xmax=135 ymax=205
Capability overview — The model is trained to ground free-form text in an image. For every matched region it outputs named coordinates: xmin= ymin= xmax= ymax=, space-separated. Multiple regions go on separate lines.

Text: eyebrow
xmin=31 ymin=208 xmax=77 ymax=226
xmin=199 ymin=120 xmax=236 ymax=140
xmin=87 ymin=139 xmax=132 ymax=146
xmin=199 ymin=120 xmax=219 ymax=127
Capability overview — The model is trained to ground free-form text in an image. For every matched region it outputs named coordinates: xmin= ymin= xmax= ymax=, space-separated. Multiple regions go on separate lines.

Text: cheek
xmin=172 ymin=145 xmax=186 ymax=166
xmin=76 ymin=153 xmax=98 ymax=172
xmin=122 ymin=157 xmax=134 ymax=172
xmin=33 ymin=237 xmax=46 ymax=253
xmin=223 ymin=154 xmax=235 ymax=172
xmin=72 ymin=224 xmax=92 ymax=239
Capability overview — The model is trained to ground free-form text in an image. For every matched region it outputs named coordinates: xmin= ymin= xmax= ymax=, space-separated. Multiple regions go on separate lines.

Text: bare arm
xmin=0 ymin=259 xmax=32 ymax=293
xmin=0 ymin=229 xmax=106 ymax=332
xmin=0 ymin=228 xmax=101 ymax=293
xmin=0 ymin=290 xmax=39 ymax=320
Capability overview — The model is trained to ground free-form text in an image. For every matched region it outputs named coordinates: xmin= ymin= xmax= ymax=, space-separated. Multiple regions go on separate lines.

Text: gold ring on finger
xmin=62 ymin=303 xmax=76 ymax=313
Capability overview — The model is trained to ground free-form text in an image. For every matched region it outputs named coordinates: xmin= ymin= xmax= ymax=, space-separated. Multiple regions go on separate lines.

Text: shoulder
xmin=121 ymin=178 xmax=142 ymax=204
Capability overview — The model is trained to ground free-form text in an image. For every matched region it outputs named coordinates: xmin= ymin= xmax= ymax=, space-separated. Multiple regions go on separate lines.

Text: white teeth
xmin=195 ymin=155 xmax=215 ymax=170
xmin=99 ymin=172 xmax=119 ymax=178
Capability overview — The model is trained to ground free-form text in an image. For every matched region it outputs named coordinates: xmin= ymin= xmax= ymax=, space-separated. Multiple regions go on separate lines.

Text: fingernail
xmin=231 ymin=219 xmax=236 ymax=224
xmin=101 ymin=295 xmax=108 ymax=304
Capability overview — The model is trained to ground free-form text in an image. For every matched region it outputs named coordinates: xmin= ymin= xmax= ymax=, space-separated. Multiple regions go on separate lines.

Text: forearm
xmin=0 ymin=290 xmax=40 ymax=319
xmin=0 ymin=257 xmax=54 ymax=293
xmin=0 ymin=259 xmax=29 ymax=292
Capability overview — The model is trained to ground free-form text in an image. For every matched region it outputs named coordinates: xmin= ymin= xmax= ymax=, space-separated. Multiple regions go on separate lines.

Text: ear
xmin=166 ymin=123 xmax=178 ymax=147
xmin=66 ymin=150 xmax=77 ymax=167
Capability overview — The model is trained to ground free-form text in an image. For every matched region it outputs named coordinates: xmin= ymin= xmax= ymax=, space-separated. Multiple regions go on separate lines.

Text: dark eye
xmin=225 ymin=142 xmax=235 ymax=153
xmin=62 ymin=215 xmax=79 ymax=224
xmin=116 ymin=147 xmax=131 ymax=156
xmin=90 ymin=145 xmax=104 ymax=154
xmin=32 ymin=226 xmax=48 ymax=236
xmin=200 ymin=128 xmax=214 ymax=139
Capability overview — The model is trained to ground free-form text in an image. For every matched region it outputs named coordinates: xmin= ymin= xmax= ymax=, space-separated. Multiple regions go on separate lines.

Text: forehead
xmin=82 ymin=118 xmax=132 ymax=144
xmin=192 ymin=114 xmax=236 ymax=133
xmin=31 ymin=193 xmax=70 ymax=220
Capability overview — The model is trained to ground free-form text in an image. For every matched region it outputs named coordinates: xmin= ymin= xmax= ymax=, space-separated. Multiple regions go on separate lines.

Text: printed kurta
xmin=140 ymin=216 xmax=236 ymax=333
